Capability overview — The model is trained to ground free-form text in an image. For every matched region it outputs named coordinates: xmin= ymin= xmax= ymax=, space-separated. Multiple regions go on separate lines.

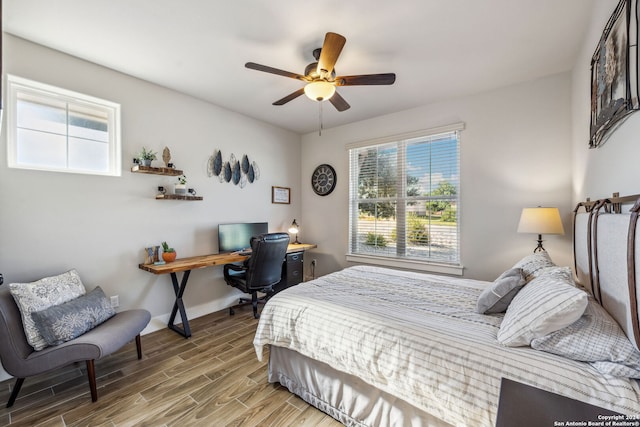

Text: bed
xmin=254 ymin=194 xmax=640 ymax=426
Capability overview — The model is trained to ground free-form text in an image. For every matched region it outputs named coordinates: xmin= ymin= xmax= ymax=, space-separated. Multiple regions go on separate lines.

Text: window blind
xmin=348 ymin=125 xmax=461 ymax=265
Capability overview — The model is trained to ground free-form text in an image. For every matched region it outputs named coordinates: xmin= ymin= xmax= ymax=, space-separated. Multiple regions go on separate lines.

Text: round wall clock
xmin=311 ymin=164 xmax=337 ymax=196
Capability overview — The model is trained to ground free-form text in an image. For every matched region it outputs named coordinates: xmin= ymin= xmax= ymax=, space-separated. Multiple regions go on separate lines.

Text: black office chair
xmin=224 ymin=232 xmax=290 ymax=319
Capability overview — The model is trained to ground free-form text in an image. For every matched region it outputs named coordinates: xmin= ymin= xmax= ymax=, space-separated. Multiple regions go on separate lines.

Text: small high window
xmin=7 ymin=75 xmax=121 ymax=176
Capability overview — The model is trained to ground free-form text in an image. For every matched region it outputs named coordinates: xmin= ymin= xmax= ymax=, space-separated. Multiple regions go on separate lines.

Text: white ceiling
xmin=4 ymin=0 xmax=594 ymax=135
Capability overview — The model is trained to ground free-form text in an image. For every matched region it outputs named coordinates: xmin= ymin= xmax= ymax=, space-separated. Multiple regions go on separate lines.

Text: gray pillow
xmin=476 ymin=268 xmax=526 ymax=314
xmin=31 ymin=286 xmax=116 ymax=347
xmin=531 ymin=298 xmax=640 ymax=378
xmin=9 ymin=269 xmax=86 ymax=351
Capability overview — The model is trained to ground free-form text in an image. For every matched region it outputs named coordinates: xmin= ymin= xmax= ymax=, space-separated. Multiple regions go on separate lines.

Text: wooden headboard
xmin=573 ymin=193 xmax=640 ymax=351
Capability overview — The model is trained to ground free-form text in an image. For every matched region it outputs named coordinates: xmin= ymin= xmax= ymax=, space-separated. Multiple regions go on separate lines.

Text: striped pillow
xmin=532 ymin=298 xmax=640 ymax=378
xmin=497 ymin=272 xmax=588 ymax=347
xmin=512 ymin=251 xmax=556 ymax=282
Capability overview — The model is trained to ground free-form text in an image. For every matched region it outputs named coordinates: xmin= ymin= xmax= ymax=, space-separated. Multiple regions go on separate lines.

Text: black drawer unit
xmin=285 ymin=251 xmax=303 ymax=286
xmin=273 ymin=251 xmax=304 ymax=293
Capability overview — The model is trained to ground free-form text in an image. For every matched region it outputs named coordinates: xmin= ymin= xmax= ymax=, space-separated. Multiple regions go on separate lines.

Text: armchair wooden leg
xmin=6 ymin=377 xmax=24 ymax=408
xmin=86 ymin=360 xmax=98 ymax=402
xmin=135 ymin=334 xmax=142 ymax=360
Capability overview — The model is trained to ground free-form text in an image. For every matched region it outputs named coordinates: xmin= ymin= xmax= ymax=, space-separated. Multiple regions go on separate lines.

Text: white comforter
xmin=254 ymin=266 xmax=640 ymax=426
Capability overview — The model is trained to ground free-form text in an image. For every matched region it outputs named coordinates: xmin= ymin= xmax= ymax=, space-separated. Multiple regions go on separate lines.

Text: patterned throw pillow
xmin=9 ymin=270 xmax=86 ymax=351
xmin=512 ymin=251 xmax=556 ymax=282
xmin=532 ymin=298 xmax=640 ymax=378
xmin=497 ymin=273 xmax=588 ymax=347
xmin=31 ymin=286 xmax=115 ymax=347
xmin=476 ymin=268 xmax=526 ymax=314
xmin=535 ymin=266 xmax=574 ymax=283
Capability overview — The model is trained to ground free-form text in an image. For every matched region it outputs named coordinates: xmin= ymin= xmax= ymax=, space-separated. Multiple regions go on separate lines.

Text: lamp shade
xmin=517 ymin=207 xmax=564 ymax=235
xmin=304 ymin=81 xmax=336 ymax=101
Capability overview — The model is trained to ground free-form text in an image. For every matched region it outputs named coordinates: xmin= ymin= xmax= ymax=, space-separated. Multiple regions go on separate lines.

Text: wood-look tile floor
xmin=0 ymin=306 xmax=343 ymax=427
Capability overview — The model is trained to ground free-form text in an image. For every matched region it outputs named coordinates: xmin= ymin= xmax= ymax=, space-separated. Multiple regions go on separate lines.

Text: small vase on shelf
xmin=161 ymin=241 xmax=177 ymax=263
xmin=162 ymin=251 xmax=177 ymax=262
xmin=175 ymin=175 xmax=187 ymax=195
xmin=137 ymin=147 xmax=157 ymax=167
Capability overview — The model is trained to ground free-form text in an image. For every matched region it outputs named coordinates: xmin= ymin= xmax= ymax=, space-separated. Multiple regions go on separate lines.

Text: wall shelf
xmin=155 ymin=194 xmax=203 ymax=201
xmin=131 ymin=165 xmax=199 ymax=200
xmin=131 ymin=164 xmax=183 ymax=176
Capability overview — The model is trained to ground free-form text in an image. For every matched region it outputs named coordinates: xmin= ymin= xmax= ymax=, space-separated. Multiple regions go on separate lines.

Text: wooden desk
xmin=139 ymin=243 xmax=316 ymax=337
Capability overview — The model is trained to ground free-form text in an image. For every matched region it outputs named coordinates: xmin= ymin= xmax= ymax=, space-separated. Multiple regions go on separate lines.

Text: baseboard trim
xmin=140 ymin=294 xmax=241 ymax=335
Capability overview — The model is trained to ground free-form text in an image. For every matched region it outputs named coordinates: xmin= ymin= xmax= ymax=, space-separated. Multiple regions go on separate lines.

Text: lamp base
xmin=533 ymin=234 xmax=546 ymax=253
xmin=293 ymin=234 xmax=301 ymax=245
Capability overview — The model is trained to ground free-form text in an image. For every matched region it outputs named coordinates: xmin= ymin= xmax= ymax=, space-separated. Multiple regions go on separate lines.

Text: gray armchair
xmin=0 ymin=285 xmax=150 ymax=407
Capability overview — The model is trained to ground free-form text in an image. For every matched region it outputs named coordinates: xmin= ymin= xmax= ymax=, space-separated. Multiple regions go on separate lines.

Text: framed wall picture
xmin=272 ymin=186 xmax=290 ymax=204
xmin=590 ymin=0 xmax=640 ymax=148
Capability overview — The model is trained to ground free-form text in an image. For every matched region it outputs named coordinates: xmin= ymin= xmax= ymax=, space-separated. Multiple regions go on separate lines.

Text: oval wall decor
xmin=223 ymin=162 xmax=232 ymax=182
xmin=232 ymin=161 xmax=241 ymax=185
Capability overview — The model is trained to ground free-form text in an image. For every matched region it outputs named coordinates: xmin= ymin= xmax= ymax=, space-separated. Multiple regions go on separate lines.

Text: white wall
xmin=571 ymin=0 xmax=640 ymax=203
xmin=0 ymin=35 xmax=302 ymax=333
xmin=301 ymin=73 xmax=574 ymax=281
xmin=4 ymin=0 xmax=618 ymax=379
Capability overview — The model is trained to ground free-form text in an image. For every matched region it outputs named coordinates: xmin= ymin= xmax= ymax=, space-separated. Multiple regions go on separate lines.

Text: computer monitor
xmin=218 ymin=222 xmax=268 ymax=253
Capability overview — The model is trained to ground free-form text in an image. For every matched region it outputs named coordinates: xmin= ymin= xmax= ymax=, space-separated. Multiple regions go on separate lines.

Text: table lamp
xmin=517 ymin=207 xmax=564 ymax=253
xmin=288 ymin=219 xmax=301 ymax=244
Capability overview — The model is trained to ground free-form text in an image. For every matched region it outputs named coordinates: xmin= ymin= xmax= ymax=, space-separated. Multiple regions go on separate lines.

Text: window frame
xmin=346 ymin=123 xmax=464 ymax=276
xmin=6 ymin=74 xmax=122 ymax=177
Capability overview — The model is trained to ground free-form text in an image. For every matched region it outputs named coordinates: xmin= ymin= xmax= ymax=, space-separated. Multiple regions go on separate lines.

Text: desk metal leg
xmin=168 ymin=270 xmax=192 ymax=338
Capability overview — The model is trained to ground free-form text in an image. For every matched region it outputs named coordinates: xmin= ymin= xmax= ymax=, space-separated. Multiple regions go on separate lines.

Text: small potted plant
xmin=161 ymin=241 xmax=176 ymax=262
xmin=175 ymin=175 xmax=187 ymax=195
xmin=138 ymin=147 xmax=157 ymax=167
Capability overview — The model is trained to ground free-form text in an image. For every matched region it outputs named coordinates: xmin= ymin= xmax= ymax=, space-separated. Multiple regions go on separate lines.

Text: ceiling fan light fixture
xmin=304 ymin=81 xmax=335 ymax=101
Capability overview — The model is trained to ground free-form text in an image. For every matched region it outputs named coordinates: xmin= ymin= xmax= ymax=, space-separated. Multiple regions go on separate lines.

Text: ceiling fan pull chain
xmin=318 ymin=102 xmax=323 ymax=136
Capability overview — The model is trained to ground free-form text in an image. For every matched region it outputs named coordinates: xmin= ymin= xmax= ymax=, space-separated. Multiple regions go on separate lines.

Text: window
xmin=347 ymin=123 xmax=463 ymax=275
xmin=7 ymin=75 xmax=121 ymax=176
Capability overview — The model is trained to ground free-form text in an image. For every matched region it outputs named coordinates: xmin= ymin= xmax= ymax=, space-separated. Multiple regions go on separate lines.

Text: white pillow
xmin=497 ymin=272 xmax=588 ymax=347
xmin=9 ymin=270 xmax=86 ymax=351
xmin=512 ymin=251 xmax=556 ymax=282
xmin=535 ymin=266 xmax=574 ymax=283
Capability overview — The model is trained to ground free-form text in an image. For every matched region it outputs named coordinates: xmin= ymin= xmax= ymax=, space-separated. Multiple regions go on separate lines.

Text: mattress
xmin=254 ymin=265 xmax=640 ymax=426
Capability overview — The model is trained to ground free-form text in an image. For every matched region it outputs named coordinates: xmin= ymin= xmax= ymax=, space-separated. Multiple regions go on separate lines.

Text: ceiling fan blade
xmin=273 ymin=88 xmax=305 ymax=105
xmin=335 ymin=73 xmax=396 ymax=86
xmin=329 ymin=91 xmax=350 ymax=112
xmin=317 ymin=32 xmax=346 ymax=76
xmin=245 ymin=62 xmax=308 ymax=81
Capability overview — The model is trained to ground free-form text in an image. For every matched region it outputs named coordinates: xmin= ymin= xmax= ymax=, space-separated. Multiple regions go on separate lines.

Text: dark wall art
xmin=590 ymin=0 xmax=639 ymax=148
xmin=207 ymin=149 xmax=260 ymax=188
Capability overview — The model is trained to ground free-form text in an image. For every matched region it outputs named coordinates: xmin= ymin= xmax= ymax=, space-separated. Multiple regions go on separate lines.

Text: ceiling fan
xmin=245 ymin=32 xmax=396 ymax=112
